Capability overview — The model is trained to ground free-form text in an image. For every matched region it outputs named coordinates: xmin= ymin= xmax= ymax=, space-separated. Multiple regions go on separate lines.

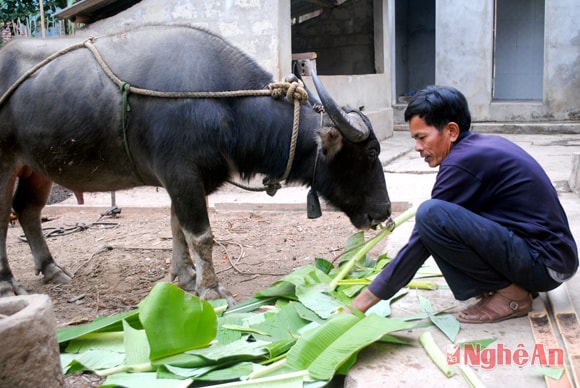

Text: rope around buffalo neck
xmin=82 ymin=39 xmax=308 ymax=194
xmin=0 ymin=37 xmax=309 ymax=195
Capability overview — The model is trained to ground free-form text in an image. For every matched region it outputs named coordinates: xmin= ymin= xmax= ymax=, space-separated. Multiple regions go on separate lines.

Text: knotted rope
xmin=0 ymin=37 xmax=310 ymax=195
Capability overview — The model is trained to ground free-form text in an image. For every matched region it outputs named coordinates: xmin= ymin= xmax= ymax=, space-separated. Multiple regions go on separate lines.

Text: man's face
xmin=409 ymin=116 xmax=458 ymax=168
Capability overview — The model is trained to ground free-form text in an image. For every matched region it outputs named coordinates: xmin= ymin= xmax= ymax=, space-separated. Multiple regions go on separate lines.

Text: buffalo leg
xmin=169 ymin=200 xmax=235 ymax=306
xmin=184 ymin=226 xmax=235 ymax=306
xmin=12 ymin=168 xmax=72 ymax=284
xmin=170 ymin=207 xmax=197 ymax=290
xmin=0 ymin=170 xmax=27 ymax=296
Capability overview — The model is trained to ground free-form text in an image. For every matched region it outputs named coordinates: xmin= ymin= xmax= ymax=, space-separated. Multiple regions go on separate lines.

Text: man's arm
xmin=349 ymin=287 xmax=381 ymax=313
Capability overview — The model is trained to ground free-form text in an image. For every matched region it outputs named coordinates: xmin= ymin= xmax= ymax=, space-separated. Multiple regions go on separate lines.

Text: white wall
xmin=435 ymin=0 xmax=494 ymax=120
xmin=80 ymin=0 xmax=290 ymax=81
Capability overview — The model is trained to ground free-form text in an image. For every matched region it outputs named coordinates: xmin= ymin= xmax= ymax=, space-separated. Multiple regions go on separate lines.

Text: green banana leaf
xmin=224 ymin=297 xmax=280 ymax=314
xmin=334 ymin=231 xmax=366 ymax=267
xmin=138 ymin=282 xmax=218 ymax=360
xmin=417 ymin=294 xmax=460 ymax=342
xmin=61 ymin=349 xmax=124 ymax=374
xmin=123 ymin=320 xmax=150 ymax=365
xmin=366 ymin=288 xmax=409 ymax=317
xmin=295 ymin=284 xmax=343 ymax=319
xmin=57 ymin=309 xmax=139 ymax=343
xmin=255 ymin=265 xmax=333 ymax=298
xmin=314 ymin=257 xmax=334 ymax=274
xmin=536 ymin=367 xmax=564 ymax=380
xmin=64 ymin=331 xmax=125 ymax=353
xmin=162 ymin=361 xmax=255 ymax=381
xmin=286 ymin=313 xmax=415 ymax=380
xmin=251 ymin=303 xmax=310 ymax=340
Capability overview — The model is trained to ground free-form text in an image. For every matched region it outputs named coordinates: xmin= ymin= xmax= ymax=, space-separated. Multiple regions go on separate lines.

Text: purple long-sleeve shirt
xmin=368 ymin=132 xmax=578 ymax=300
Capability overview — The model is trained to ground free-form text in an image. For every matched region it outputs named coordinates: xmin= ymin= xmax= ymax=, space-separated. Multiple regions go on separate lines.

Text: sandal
xmin=457 ymin=285 xmax=532 ymax=324
xmin=456 ymin=292 xmax=494 ymax=317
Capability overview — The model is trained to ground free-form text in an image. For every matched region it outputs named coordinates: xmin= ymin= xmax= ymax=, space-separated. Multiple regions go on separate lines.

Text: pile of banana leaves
xmin=57 ymin=207 xmax=525 ymax=387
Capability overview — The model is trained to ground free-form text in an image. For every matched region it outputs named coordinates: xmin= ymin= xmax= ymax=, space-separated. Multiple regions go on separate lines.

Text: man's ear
xmin=447 ymin=122 xmax=460 ymax=142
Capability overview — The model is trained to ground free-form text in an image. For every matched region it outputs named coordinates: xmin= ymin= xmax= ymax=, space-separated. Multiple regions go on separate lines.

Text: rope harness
xmin=0 ymin=37 xmax=310 ymax=195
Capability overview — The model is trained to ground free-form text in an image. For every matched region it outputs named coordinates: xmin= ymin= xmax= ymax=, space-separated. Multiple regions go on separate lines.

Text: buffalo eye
xmin=368 ymin=148 xmax=378 ymax=161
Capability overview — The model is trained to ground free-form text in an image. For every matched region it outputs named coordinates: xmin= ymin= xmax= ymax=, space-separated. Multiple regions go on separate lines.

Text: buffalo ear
xmin=317 ymin=127 xmax=343 ymax=159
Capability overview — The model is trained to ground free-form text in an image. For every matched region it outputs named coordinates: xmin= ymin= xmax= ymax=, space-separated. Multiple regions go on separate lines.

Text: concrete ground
xmin=55 ymin=130 xmax=580 ymax=387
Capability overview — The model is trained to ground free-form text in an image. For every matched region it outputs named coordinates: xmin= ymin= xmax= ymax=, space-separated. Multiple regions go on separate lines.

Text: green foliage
xmin=54 ymin=207 xmax=476 ymax=386
xmin=138 ymin=283 xmax=218 ymax=360
xmin=0 ymin=0 xmax=68 ymax=23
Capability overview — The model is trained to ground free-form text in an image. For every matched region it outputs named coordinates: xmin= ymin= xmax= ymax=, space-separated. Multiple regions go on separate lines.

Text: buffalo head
xmin=307 ymin=71 xmax=391 ymax=229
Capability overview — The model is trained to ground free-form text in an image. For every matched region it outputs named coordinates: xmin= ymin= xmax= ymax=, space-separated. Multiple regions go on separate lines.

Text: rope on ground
xmin=17 ymin=221 xmax=119 ymax=243
xmin=214 ymin=238 xmax=287 ymax=276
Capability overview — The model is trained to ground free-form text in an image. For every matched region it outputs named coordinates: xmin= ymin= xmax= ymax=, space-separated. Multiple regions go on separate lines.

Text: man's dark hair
xmin=404 ymin=86 xmax=471 ymax=132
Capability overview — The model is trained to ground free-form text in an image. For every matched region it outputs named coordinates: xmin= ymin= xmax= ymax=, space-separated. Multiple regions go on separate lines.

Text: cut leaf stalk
xmin=329 ymin=205 xmax=418 ymax=290
xmin=246 ymin=358 xmax=288 ymax=380
xmin=96 ymin=362 xmax=153 ymax=377
xmin=419 ymin=331 xmax=455 ymax=377
xmin=459 ymin=364 xmax=485 ymax=388
xmin=406 ymin=280 xmax=439 ymax=290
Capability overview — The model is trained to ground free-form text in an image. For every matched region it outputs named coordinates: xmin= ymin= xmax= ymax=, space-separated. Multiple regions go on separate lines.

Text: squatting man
xmin=348 ymin=85 xmax=578 ymax=323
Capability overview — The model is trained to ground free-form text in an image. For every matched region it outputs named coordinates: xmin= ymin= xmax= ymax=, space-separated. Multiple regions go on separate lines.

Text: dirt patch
xmin=7 ymin=205 xmax=389 ymax=326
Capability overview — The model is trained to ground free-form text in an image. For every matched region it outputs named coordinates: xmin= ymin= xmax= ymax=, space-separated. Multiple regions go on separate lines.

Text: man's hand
xmin=344 ymin=288 xmax=381 ymax=314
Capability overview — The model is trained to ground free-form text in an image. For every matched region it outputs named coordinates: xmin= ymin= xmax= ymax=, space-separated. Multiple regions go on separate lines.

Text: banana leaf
xmin=61 ymin=349 xmax=125 ymax=374
xmin=255 ymin=265 xmax=333 ymax=298
xmin=366 ymin=288 xmax=409 ymax=317
xmin=286 ymin=313 xmax=415 ymax=380
xmin=224 ymin=297 xmax=279 ymax=314
xmin=64 ymin=332 xmax=125 ymax=353
xmin=123 ymin=320 xmax=150 ymax=366
xmin=251 ymin=303 xmax=310 ymax=340
xmin=334 ymin=231 xmax=366 ymax=267
xmin=314 ymin=257 xmax=334 ymax=274
xmin=57 ymin=309 xmax=139 ymax=343
xmin=295 ymin=283 xmax=343 ymax=319
xmin=417 ymin=294 xmax=460 ymax=342
xmin=138 ymin=282 xmax=218 ymax=360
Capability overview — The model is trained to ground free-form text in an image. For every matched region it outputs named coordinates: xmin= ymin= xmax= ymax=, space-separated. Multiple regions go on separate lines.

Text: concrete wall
xmin=79 ymin=0 xmax=291 ymax=81
xmin=435 ymin=0 xmax=494 ymax=120
xmin=436 ymin=0 xmax=580 ymax=125
xmin=394 ymin=0 xmax=580 ymax=131
xmin=544 ymin=0 xmax=580 ymax=121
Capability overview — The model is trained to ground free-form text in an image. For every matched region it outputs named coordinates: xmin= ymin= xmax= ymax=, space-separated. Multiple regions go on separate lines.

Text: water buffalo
xmin=0 ymin=25 xmax=391 ymax=304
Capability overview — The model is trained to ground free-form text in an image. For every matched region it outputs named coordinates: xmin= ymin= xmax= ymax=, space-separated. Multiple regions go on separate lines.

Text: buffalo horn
xmin=310 ymin=69 xmax=370 ymax=142
xmin=291 ymin=63 xmax=322 ymax=106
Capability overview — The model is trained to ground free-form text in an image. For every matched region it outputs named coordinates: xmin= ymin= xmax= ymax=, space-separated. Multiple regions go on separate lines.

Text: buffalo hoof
xmin=0 ymin=278 xmax=28 ymax=297
xmin=42 ymin=263 xmax=72 ymax=284
xmin=173 ymin=270 xmax=197 ymax=292
xmin=198 ymin=284 xmax=236 ymax=308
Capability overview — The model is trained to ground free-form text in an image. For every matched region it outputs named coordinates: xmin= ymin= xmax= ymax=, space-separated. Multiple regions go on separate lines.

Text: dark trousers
xmin=415 ymin=199 xmax=560 ymax=300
